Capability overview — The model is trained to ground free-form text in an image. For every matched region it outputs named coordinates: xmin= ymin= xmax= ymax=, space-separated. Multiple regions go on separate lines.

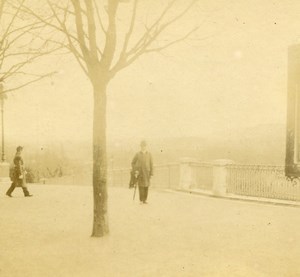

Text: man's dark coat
xmin=131 ymin=151 xmax=153 ymax=187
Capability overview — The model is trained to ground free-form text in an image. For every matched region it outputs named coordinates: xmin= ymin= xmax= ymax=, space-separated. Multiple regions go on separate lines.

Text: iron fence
xmin=227 ymin=164 xmax=300 ymax=201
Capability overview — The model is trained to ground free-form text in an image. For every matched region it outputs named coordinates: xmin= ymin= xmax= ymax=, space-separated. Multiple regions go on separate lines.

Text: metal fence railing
xmin=108 ymin=163 xmax=180 ymax=189
xmin=227 ymin=164 xmax=300 ymax=201
xmin=151 ymin=163 xmax=180 ymax=189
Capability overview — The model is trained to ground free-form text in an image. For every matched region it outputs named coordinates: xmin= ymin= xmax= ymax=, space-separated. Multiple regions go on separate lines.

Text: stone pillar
xmin=179 ymin=158 xmax=194 ymax=190
xmin=212 ymin=159 xmax=234 ymax=197
xmin=0 ymin=162 xmax=10 ymax=185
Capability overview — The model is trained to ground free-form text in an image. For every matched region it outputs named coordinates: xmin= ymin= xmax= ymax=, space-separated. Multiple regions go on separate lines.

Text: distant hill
xmin=4 ymin=123 xmax=286 ymax=175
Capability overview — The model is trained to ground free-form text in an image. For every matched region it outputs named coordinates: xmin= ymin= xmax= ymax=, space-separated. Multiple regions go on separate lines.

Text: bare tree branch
xmin=99 ymin=0 xmax=119 ymax=71
xmin=0 ymin=0 xmax=6 ymax=21
xmin=5 ymin=10 xmax=52 ymax=36
xmin=1 ymin=46 xmax=63 ymax=80
xmin=85 ymin=0 xmax=98 ymax=60
xmin=1 ymin=0 xmax=26 ymax=40
xmin=44 ymin=0 xmax=89 ymax=76
xmin=45 ymin=0 xmax=79 ymax=43
xmin=129 ymin=0 xmax=197 ymax=57
xmin=3 ymin=72 xmax=56 ymax=93
xmin=3 ymin=23 xmax=47 ymax=56
xmin=125 ymin=0 xmax=178 ymax=57
xmin=1 ymin=71 xmax=49 ymax=77
xmin=51 ymin=2 xmax=75 ymax=17
xmin=119 ymin=0 xmax=138 ymax=59
xmin=92 ymin=0 xmax=106 ymax=35
xmin=143 ymin=26 xmax=199 ymax=54
xmin=110 ymin=0 xmax=199 ymax=76
xmin=18 ymin=3 xmax=65 ymax=35
xmin=71 ymin=0 xmax=90 ymax=64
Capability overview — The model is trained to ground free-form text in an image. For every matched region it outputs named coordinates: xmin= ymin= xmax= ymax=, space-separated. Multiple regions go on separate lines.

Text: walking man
xmin=6 ymin=146 xmax=32 ymax=197
xmin=131 ymin=140 xmax=153 ymax=204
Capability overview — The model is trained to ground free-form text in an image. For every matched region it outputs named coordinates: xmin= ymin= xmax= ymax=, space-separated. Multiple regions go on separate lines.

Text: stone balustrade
xmin=108 ymin=159 xmax=300 ymax=202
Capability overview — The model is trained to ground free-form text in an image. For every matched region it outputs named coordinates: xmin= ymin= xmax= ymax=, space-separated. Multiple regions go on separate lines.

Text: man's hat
xmin=140 ymin=140 xmax=147 ymax=147
xmin=16 ymin=146 xmax=23 ymax=151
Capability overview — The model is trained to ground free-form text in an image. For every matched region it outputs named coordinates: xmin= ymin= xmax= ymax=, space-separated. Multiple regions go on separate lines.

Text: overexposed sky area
xmin=3 ymin=0 xmax=300 ymax=147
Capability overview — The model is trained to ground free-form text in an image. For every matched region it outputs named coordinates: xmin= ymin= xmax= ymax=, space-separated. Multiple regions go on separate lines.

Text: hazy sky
xmin=3 ymin=0 xmax=300 ymax=148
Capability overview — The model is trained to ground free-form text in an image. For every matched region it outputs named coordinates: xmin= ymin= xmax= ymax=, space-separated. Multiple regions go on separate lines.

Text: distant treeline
xmin=4 ymin=124 xmax=286 ymax=180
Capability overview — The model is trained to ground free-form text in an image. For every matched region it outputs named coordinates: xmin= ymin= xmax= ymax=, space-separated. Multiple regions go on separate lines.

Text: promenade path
xmin=0 ymin=184 xmax=299 ymax=277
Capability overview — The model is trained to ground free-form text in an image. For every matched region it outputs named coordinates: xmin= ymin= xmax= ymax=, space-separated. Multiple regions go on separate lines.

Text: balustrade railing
xmin=108 ymin=162 xmax=213 ymax=191
xmin=190 ymin=162 xmax=213 ymax=191
xmin=151 ymin=163 xmax=180 ymax=189
xmin=42 ymin=159 xmax=300 ymax=203
xmin=108 ymin=163 xmax=180 ymax=189
xmin=227 ymin=164 xmax=300 ymax=201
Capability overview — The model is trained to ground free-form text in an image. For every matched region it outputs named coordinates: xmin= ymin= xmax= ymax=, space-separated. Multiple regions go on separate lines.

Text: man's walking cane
xmin=133 ymin=183 xmax=137 ymax=200
xmin=133 ymin=171 xmax=139 ymax=201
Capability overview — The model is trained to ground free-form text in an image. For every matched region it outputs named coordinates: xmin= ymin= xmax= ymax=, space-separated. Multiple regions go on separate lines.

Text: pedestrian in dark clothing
xmin=6 ymin=146 xmax=32 ymax=197
xmin=131 ymin=140 xmax=153 ymax=204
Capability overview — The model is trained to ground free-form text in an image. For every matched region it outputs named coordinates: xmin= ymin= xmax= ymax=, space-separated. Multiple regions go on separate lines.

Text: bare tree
xmin=22 ymin=0 xmax=199 ymax=237
xmin=0 ymin=0 xmax=61 ymax=94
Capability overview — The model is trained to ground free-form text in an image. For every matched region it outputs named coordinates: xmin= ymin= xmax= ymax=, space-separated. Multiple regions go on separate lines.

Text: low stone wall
xmin=109 ymin=159 xmax=300 ymax=203
xmin=38 ymin=159 xmax=300 ymax=203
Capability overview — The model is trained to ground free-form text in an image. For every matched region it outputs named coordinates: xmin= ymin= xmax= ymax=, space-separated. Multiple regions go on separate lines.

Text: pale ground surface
xmin=0 ymin=184 xmax=299 ymax=277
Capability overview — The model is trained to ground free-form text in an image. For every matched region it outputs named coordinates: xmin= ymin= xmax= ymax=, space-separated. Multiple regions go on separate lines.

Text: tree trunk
xmin=91 ymin=80 xmax=109 ymax=237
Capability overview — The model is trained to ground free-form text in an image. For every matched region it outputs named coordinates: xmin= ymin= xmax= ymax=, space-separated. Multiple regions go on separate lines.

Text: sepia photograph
xmin=0 ymin=0 xmax=300 ymax=276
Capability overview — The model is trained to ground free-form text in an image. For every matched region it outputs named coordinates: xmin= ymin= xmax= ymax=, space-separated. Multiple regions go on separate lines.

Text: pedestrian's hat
xmin=140 ymin=140 xmax=147 ymax=147
xmin=16 ymin=146 xmax=23 ymax=151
